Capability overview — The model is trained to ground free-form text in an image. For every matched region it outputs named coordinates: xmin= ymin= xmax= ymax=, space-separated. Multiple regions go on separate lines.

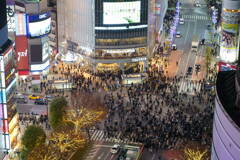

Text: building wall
xmin=212 ymin=95 xmax=240 ymax=160
xmin=219 ymin=0 xmax=240 ymax=63
xmin=223 ymin=0 xmax=240 ymax=10
xmin=57 ymin=0 xmax=95 ymax=50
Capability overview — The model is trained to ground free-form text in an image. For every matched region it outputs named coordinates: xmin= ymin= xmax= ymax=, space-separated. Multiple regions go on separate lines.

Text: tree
xmin=64 ymin=107 xmax=105 ymax=137
xmin=27 ymin=143 xmax=58 ymax=160
xmin=49 ymin=97 xmax=68 ymax=130
xmin=49 ymin=130 xmax=86 ymax=159
xmin=205 ymin=46 xmax=213 ymax=79
xmin=184 ymin=148 xmax=208 ymax=160
xmin=21 ymin=125 xmax=46 ymax=159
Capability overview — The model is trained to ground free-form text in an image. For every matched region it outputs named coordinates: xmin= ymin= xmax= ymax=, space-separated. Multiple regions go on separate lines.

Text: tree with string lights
xmin=184 ymin=148 xmax=208 ymax=160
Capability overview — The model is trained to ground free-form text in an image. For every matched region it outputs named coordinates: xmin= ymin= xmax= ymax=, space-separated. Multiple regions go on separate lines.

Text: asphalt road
xmin=17 ymin=98 xmax=48 ymax=115
xmin=174 ymin=0 xmax=211 ymax=78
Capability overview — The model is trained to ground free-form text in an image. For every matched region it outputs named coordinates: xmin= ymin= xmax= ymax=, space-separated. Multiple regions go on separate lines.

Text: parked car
xmin=28 ymin=94 xmax=40 ymax=100
xmin=34 ymin=99 xmax=48 ymax=105
xmin=111 ymin=144 xmax=120 ymax=154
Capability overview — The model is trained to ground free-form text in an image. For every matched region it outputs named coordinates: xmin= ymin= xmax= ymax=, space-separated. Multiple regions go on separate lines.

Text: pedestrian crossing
xmin=90 ymin=129 xmax=141 ymax=145
xmin=178 ymin=80 xmax=202 ymax=95
xmin=182 ymin=15 xmax=211 ymax=21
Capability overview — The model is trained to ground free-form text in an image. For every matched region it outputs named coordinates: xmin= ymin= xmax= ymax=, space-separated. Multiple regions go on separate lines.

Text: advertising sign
xmin=3 ymin=47 xmax=15 ymax=89
xmin=15 ymin=13 xmax=27 ymax=36
xmin=15 ymin=36 xmax=29 ymax=72
xmin=103 ymin=1 xmax=141 ymax=24
xmin=220 ymin=23 xmax=239 ymax=63
xmin=28 ymin=17 xmax=51 ymax=38
xmin=218 ymin=61 xmax=236 ymax=71
xmin=27 ymin=12 xmax=51 ymax=38
xmin=0 ymin=91 xmax=7 ymax=104
xmin=41 ymin=37 xmax=50 ymax=61
xmin=6 ymin=0 xmax=15 ymax=32
xmin=28 ymin=12 xmax=50 ymax=22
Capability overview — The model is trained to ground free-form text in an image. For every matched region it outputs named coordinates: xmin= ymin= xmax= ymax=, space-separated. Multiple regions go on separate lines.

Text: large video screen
xmin=103 ymin=1 xmax=141 ymax=25
xmin=28 ymin=17 xmax=51 ymax=38
xmin=220 ymin=22 xmax=239 ymax=63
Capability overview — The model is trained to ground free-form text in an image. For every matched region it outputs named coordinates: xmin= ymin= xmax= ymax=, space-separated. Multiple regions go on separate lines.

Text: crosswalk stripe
xmin=182 ymin=15 xmax=210 ymax=21
xmin=92 ymin=130 xmax=101 ymax=140
xmin=90 ymin=129 xmax=139 ymax=144
xmin=178 ymin=80 xmax=203 ymax=94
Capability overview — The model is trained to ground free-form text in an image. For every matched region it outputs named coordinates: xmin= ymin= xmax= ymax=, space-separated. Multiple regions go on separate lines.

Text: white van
xmin=191 ymin=36 xmax=199 ymax=52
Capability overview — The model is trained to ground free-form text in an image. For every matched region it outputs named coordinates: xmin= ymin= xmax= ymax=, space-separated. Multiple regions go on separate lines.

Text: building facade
xmin=57 ymin=0 xmax=151 ymax=74
xmin=0 ymin=0 xmax=19 ymax=159
xmin=212 ymin=70 xmax=240 ymax=160
xmin=219 ymin=0 xmax=240 ymax=63
xmin=15 ymin=0 xmax=51 ymax=77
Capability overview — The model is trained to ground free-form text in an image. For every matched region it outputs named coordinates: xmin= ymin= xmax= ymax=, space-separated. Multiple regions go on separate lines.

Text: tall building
xmin=219 ymin=0 xmax=240 ymax=63
xmin=15 ymin=0 xmax=51 ymax=78
xmin=212 ymin=69 xmax=240 ymax=160
xmin=0 ymin=0 xmax=20 ymax=159
xmin=58 ymin=0 xmax=150 ymax=74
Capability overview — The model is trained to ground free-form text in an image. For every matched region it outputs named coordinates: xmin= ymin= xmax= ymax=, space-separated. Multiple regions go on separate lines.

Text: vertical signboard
xmin=15 ymin=36 xmax=29 ymax=75
xmin=6 ymin=0 xmax=15 ymax=32
xmin=15 ymin=13 xmax=27 ymax=36
xmin=41 ymin=37 xmax=50 ymax=62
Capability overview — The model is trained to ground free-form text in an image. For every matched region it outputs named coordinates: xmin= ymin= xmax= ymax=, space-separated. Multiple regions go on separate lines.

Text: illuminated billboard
xmin=6 ymin=0 xmax=15 ymax=32
xmin=41 ymin=37 xmax=50 ymax=61
xmin=103 ymin=1 xmax=141 ymax=25
xmin=15 ymin=36 xmax=29 ymax=74
xmin=27 ymin=12 xmax=51 ymax=38
xmin=28 ymin=17 xmax=51 ymax=38
xmin=220 ymin=23 xmax=239 ymax=63
xmin=15 ymin=13 xmax=27 ymax=36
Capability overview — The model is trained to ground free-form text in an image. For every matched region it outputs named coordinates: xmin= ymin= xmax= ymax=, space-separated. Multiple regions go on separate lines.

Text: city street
xmin=174 ymin=0 xmax=210 ymax=78
xmin=17 ymin=99 xmax=48 ymax=115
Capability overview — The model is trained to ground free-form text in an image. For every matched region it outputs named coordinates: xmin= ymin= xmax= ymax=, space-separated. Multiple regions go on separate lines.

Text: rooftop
xmin=216 ymin=70 xmax=240 ymax=127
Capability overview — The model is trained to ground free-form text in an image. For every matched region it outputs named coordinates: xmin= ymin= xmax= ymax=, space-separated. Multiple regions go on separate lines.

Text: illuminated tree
xmin=184 ymin=148 xmax=208 ymax=160
xmin=49 ymin=130 xmax=86 ymax=155
xmin=27 ymin=143 xmax=58 ymax=160
xmin=205 ymin=46 xmax=213 ymax=78
xmin=64 ymin=107 xmax=105 ymax=139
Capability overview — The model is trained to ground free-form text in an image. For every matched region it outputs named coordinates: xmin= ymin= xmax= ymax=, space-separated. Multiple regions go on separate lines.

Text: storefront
xmin=0 ymin=44 xmax=20 ymax=158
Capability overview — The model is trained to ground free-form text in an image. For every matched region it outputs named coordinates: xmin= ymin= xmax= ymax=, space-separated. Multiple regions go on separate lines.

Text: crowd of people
xmin=19 ymin=113 xmax=50 ymax=131
xmin=18 ymin=53 xmax=215 ymax=153
xmin=103 ymin=72 xmax=215 ymax=151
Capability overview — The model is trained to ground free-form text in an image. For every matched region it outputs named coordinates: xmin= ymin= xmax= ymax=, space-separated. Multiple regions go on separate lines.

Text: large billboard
xmin=15 ymin=36 xmax=29 ymax=74
xmin=103 ymin=1 xmax=141 ymax=25
xmin=95 ymin=0 xmax=148 ymax=27
xmin=220 ymin=23 xmax=239 ymax=63
xmin=27 ymin=12 xmax=51 ymax=38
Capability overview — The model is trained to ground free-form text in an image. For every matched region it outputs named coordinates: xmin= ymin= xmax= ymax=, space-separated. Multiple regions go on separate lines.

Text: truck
xmin=191 ymin=36 xmax=199 ymax=52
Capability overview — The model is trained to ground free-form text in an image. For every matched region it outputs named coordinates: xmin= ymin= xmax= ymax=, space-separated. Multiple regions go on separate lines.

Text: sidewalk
xmin=165 ymin=50 xmax=183 ymax=78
